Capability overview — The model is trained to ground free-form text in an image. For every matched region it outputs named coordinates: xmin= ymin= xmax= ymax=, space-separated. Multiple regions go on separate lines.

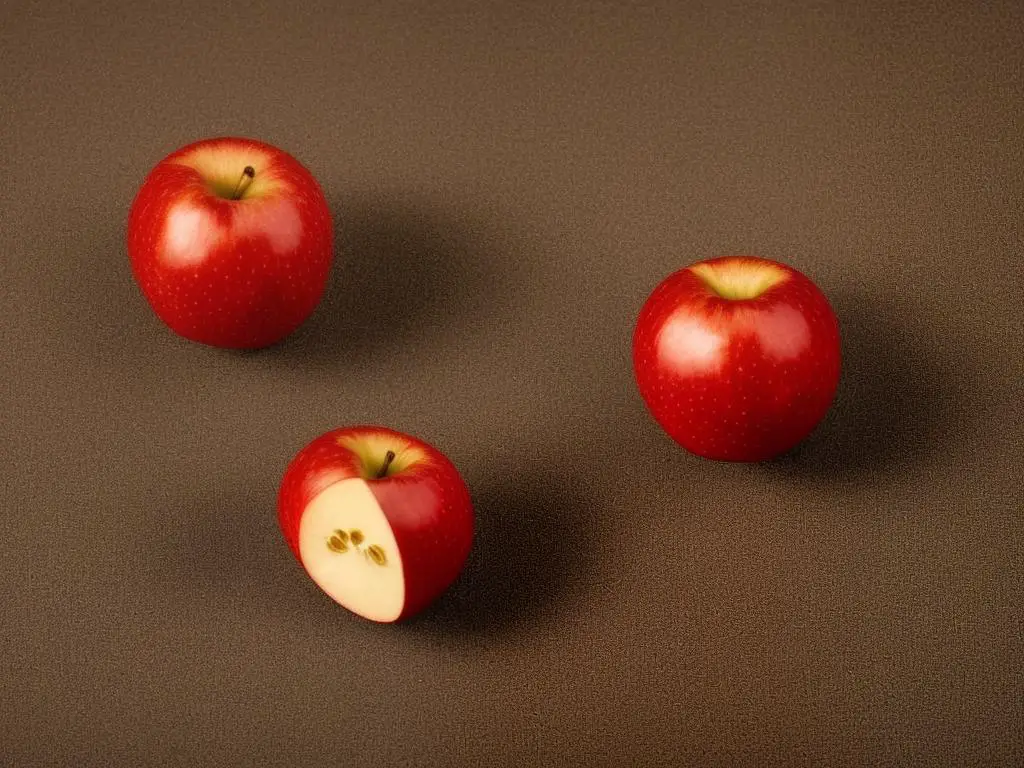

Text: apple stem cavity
xmin=230 ymin=166 xmax=256 ymax=200
xmin=376 ymin=450 xmax=397 ymax=479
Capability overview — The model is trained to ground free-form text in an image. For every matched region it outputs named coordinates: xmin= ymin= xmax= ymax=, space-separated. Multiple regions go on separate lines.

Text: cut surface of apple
xmin=298 ymin=478 xmax=405 ymax=623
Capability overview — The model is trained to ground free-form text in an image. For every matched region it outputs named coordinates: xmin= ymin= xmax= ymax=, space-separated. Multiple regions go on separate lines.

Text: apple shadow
xmin=763 ymin=287 xmax=959 ymax=483
xmin=139 ymin=475 xmax=300 ymax=605
xmin=263 ymin=193 xmax=513 ymax=366
xmin=402 ymin=473 xmax=596 ymax=637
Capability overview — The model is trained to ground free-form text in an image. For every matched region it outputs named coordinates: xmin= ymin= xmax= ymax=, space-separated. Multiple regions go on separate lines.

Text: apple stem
xmin=231 ymin=166 xmax=256 ymax=200
xmin=376 ymin=450 xmax=396 ymax=479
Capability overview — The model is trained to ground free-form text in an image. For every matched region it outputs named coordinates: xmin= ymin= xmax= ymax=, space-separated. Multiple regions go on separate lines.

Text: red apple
xmin=126 ymin=136 xmax=333 ymax=349
xmin=632 ymin=255 xmax=841 ymax=462
xmin=277 ymin=426 xmax=475 ymax=623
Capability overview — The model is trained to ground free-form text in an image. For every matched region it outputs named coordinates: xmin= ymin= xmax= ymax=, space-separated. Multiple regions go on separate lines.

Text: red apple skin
xmin=632 ymin=256 xmax=841 ymax=462
xmin=277 ymin=426 xmax=475 ymax=622
xmin=127 ymin=136 xmax=333 ymax=349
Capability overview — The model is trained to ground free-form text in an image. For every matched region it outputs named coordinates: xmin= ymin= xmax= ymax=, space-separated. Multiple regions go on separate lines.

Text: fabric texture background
xmin=2 ymin=1 xmax=1021 ymax=765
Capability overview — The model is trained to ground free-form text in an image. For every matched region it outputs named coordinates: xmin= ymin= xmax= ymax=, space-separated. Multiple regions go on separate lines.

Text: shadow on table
xmin=764 ymin=286 xmax=959 ymax=483
xmin=138 ymin=473 xmax=301 ymax=605
xmin=404 ymin=472 xmax=596 ymax=638
xmin=261 ymin=193 xmax=517 ymax=368
xmin=72 ymin=191 xmax=519 ymax=380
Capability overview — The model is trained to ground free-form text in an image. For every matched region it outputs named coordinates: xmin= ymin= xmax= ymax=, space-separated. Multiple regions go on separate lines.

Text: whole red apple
xmin=278 ymin=426 xmax=475 ymax=623
xmin=126 ymin=136 xmax=333 ymax=349
xmin=632 ymin=255 xmax=841 ymax=462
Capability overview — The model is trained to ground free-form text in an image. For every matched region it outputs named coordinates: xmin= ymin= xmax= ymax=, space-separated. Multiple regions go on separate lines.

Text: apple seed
xmin=366 ymin=545 xmax=387 ymax=566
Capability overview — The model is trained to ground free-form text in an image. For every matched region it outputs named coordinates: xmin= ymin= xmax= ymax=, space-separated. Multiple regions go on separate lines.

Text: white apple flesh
xmin=297 ymin=478 xmax=406 ymax=623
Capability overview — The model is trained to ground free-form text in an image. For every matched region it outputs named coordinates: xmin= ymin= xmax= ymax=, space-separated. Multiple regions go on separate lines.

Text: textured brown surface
xmin=2 ymin=1 xmax=1023 ymax=765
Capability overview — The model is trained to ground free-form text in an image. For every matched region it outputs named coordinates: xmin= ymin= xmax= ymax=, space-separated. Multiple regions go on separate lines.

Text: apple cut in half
xmin=278 ymin=426 xmax=474 ymax=622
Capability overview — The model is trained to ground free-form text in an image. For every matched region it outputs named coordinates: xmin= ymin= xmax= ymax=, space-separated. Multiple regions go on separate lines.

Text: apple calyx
xmin=230 ymin=166 xmax=256 ymax=200
xmin=375 ymin=450 xmax=397 ymax=479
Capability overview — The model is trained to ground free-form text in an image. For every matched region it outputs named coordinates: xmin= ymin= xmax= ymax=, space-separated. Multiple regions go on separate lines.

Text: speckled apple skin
xmin=126 ymin=136 xmax=333 ymax=349
xmin=632 ymin=256 xmax=841 ymax=462
xmin=277 ymin=426 xmax=475 ymax=622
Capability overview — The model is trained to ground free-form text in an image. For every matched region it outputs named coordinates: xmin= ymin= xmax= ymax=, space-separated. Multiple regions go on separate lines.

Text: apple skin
xmin=277 ymin=426 xmax=475 ymax=622
xmin=126 ymin=136 xmax=333 ymax=349
xmin=632 ymin=255 xmax=841 ymax=462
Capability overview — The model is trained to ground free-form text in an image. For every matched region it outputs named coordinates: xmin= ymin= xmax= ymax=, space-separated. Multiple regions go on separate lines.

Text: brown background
xmin=2 ymin=0 xmax=1022 ymax=765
